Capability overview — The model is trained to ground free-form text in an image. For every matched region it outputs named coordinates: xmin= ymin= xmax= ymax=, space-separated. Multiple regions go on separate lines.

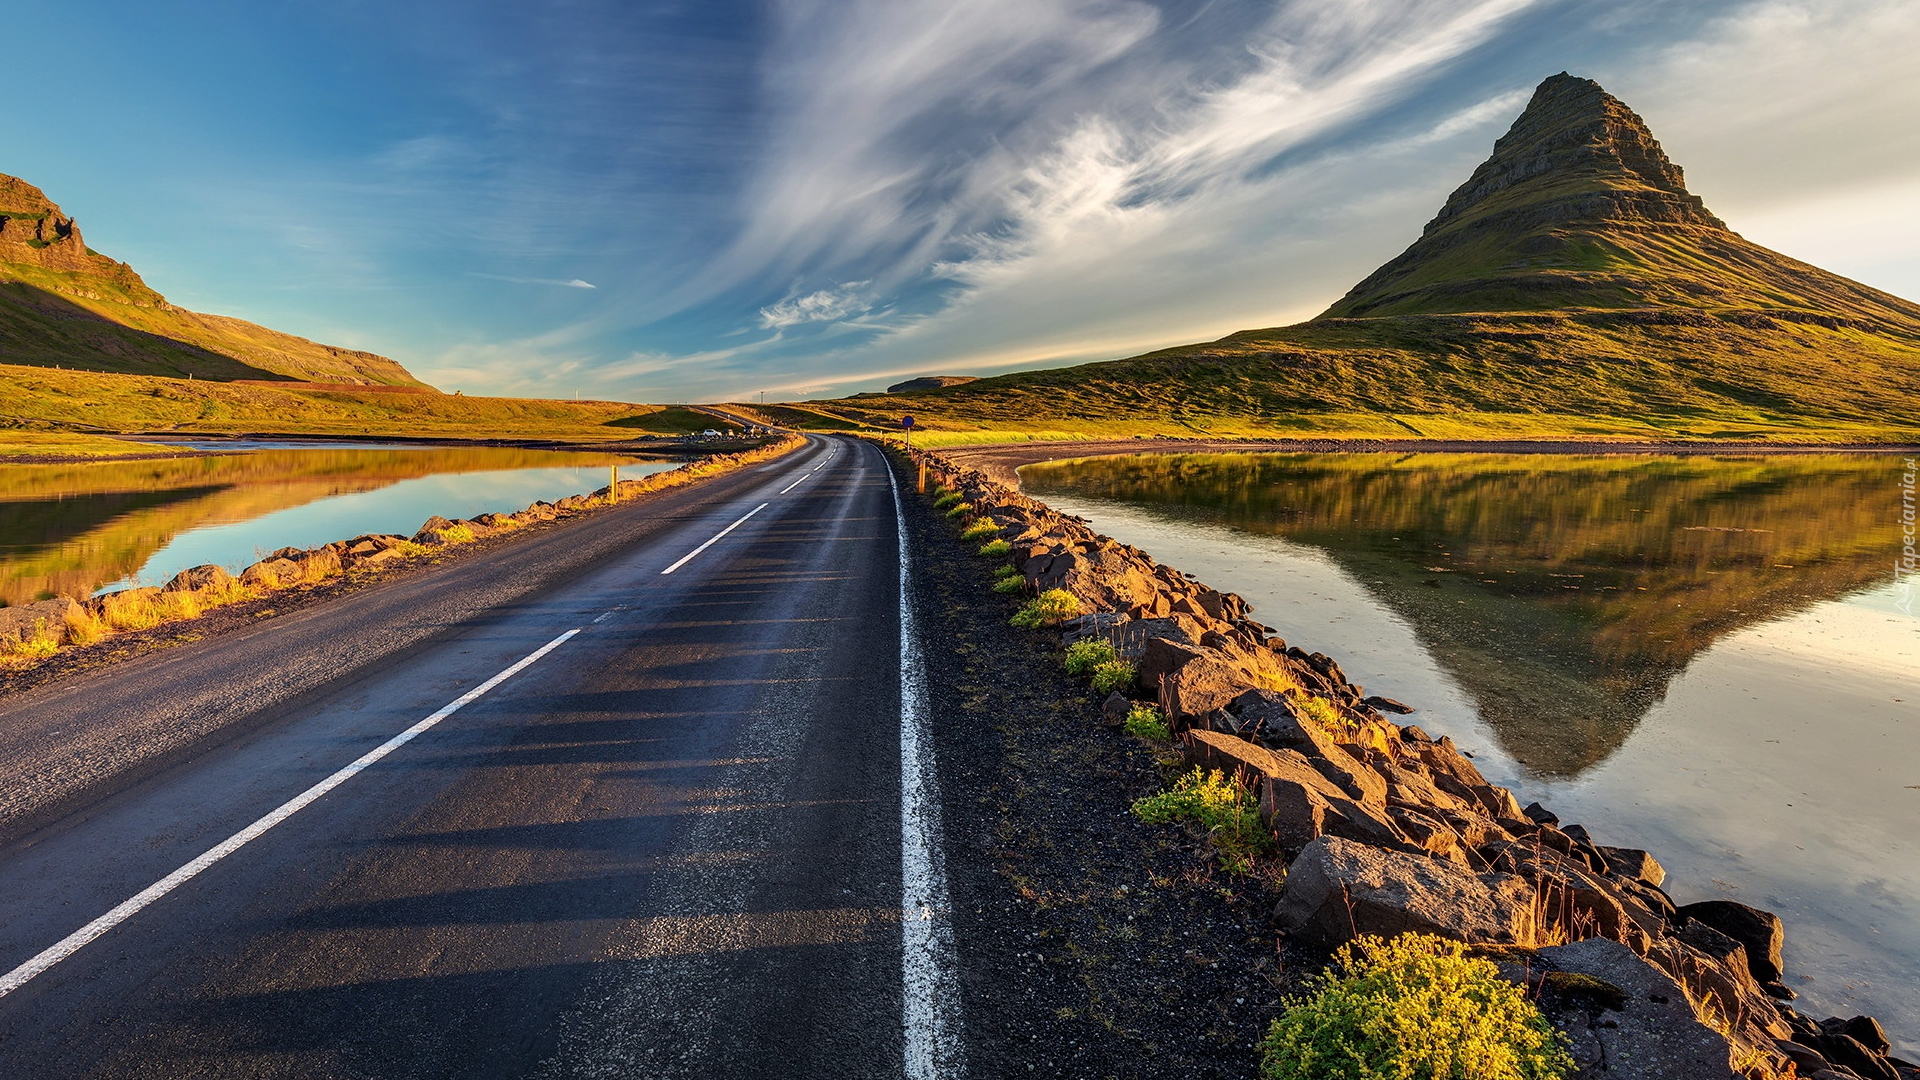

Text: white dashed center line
xmin=659 ymin=503 xmax=769 ymax=575
xmin=0 ymin=626 xmax=583 ymax=1000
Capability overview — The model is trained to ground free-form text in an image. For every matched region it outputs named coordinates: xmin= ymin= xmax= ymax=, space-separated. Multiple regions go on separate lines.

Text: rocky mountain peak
xmin=0 ymin=170 xmax=104 ymax=280
xmin=0 ymin=174 xmax=62 ymax=218
xmin=1422 ymin=72 xmax=1723 ymax=237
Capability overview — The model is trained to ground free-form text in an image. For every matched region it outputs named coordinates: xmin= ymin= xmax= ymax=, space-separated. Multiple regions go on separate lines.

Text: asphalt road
xmin=0 ymin=435 xmax=955 ymax=1079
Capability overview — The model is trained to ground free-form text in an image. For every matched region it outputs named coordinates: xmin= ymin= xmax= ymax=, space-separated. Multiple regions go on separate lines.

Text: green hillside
xmin=0 ymin=173 xmax=426 ymax=387
xmin=0 ymin=363 xmax=702 ymax=453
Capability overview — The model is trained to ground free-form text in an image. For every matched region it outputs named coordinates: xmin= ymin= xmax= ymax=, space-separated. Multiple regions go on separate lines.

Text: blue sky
xmin=2 ymin=0 xmax=1916 ymax=402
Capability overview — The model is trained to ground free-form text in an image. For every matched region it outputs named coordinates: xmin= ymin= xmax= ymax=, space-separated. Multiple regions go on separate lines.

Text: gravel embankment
xmin=902 ymin=455 xmax=1294 ymax=1078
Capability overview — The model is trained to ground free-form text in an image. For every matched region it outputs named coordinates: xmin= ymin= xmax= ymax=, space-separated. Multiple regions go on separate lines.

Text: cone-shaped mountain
xmin=1322 ymin=73 xmax=1920 ymax=324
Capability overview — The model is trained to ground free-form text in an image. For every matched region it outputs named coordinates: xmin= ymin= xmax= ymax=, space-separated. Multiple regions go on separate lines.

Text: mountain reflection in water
xmin=0 ymin=446 xmax=656 ymax=607
xmin=1022 ymin=452 xmax=1897 ymax=776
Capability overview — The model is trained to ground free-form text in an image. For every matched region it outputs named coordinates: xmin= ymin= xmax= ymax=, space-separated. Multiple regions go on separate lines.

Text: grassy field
xmin=718 ymin=402 xmax=868 ymax=431
xmin=0 ymin=363 xmax=694 ymax=455
xmin=804 ymin=311 xmax=1920 ymax=445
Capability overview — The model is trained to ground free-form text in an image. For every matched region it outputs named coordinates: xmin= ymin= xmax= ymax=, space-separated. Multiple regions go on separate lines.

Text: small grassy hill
xmin=0 ymin=174 xmax=425 ymax=387
xmin=604 ymin=406 xmax=741 ymax=435
xmin=813 ymin=74 xmax=1920 ymax=444
xmin=0 ymin=363 xmax=702 ymax=453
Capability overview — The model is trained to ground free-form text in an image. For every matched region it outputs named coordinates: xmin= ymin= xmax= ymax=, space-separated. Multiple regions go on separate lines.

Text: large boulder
xmin=291 ymin=548 xmax=341 ymax=580
xmin=414 ymin=515 xmax=455 ymax=539
xmin=1180 ymin=732 xmax=1403 ymax=853
xmin=1274 ymin=835 xmax=1537 ymax=945
xmin=1537 ymin=937 xmax=1743 ymax=1079
xmin=1028 ymin=542 xmax=1168 ymax=613
xmin=164 ymin=564 xmax=234 ymax=593
xmin=1139 ymin=637 xmax=1299 ymax=719
xmin=1674 ymin=900 xmax=1789 ymax=997
xmin=1597 ymin=846 xmax=1667 ymax=888
xmin=239 ymin=558 xmax=301 ymax=589
xmin=0 ymin=597 xmax=77 ymax=646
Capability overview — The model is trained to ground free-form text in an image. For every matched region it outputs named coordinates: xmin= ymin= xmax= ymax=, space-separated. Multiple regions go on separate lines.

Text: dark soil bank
xmin=901 ymin=454 xmax=1287 ymax=1078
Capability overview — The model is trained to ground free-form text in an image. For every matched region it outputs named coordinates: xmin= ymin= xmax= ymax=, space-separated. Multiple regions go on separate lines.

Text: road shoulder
xmin=898 ymin=452 xmax=1277 ymax=1078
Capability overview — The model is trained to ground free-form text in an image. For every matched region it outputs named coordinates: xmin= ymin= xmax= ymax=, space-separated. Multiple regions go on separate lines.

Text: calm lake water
xmin=0 ymin=445 xmax=673 ymax=604
xmin=1024 ymin=451 xmax=1920 ymax=1049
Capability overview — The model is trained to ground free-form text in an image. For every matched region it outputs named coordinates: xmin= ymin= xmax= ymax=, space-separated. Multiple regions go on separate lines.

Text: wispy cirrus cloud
xmin=471 ymin=273 xmax=598 ymax=289
xmin=757 ymin=281 xmax=872 ymax=328
xmin=683 ymin=0 xmax=1550 ymax=396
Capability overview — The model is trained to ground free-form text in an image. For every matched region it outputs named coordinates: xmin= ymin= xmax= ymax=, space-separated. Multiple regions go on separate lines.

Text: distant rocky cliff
xmin=0 ymin=171 xmax=429 ymax=387
xmin=887 ymin=375 xmax=979 ymax=393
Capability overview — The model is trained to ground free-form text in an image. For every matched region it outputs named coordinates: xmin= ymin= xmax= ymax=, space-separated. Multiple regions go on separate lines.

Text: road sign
xmin=902 ymin=415 xmax=915 ymax=428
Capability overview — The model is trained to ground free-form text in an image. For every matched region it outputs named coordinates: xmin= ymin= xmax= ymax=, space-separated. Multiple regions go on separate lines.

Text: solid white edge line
xmin=658 ymin=502 xmax=769 ymax=575
xmin=888 ymin=453 xmax=963 ymax=1079
xmin=0 ymin=626 xmax=583 ymax=1000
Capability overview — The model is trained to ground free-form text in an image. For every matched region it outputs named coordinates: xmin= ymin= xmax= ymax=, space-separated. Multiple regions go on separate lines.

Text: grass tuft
xmin=992 ymin=575 xmax=1026 ymax=594
xmin=1290 ymin=691 xmax=1357 ymax=737
xmin=1010 ymin=588 xmax=1082 ymax=628
xmin=0 ymin=619 xmax=60 ymax=663
xmin=959 ymin=519 xmax=999 ymax=541
xmin=1261 ymin=934 xmax=1572 ymax=1080
xmin=1089 ymin=660 xmax=1136 ymax=696
xmin=101 ymin=589 xmax=205 ymax=633
xmin=1123 ymin=704 xmax=1171 ymax=741
xmin=1063 ymin=638 xmax=1118 ymax=675
xmin=63 ymin=604 xmax=108 ymax=646
xmin=1131 ymin=767 xmax=1272 ymax=869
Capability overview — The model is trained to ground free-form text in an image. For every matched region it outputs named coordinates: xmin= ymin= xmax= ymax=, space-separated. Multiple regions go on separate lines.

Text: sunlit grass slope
xmin=811 ymin=310 xmax=1920 ymax=443
xmin=0 ymin=363 xmax=689 ymax=452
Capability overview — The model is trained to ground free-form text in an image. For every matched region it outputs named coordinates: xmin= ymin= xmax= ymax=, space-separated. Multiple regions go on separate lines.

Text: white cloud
xmin=757 ymin=281 xmax=873 ymax=328
xmin=681 ymin=0 xmax=1549 ymax=396
xmin=1613 ymin=0 xmax=1920 ymax=301
xmin=471 ymin=273 xmax=598 ymax=289
xmin=1620 ymin=0 xmax=1920 ymax=211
